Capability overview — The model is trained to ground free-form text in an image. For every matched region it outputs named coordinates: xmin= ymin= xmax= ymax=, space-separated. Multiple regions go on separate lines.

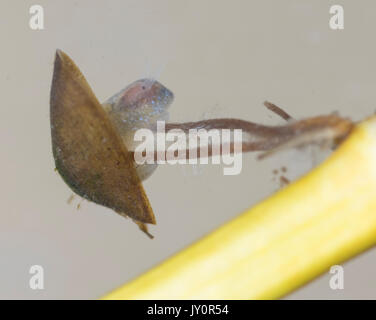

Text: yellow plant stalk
xmin=103 ymin=116 xmax=376 ymax=299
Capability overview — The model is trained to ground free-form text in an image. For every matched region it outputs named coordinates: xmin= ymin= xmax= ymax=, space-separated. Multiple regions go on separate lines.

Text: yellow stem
xmin=103 ymin=116 xmax=376 ymax=299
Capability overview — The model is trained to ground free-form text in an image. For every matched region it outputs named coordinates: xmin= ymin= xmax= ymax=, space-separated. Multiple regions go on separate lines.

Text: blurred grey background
xmin=1 ymin=0 xmax=376 ymax=299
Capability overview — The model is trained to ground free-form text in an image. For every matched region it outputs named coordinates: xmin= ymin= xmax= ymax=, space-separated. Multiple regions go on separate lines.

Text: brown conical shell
xmin=50 ymin=50 xmax=156 ymax=225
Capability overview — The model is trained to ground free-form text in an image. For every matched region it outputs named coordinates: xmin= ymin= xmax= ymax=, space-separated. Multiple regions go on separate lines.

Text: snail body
xmin=102 ymin=79 xmax=174 ymax=180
